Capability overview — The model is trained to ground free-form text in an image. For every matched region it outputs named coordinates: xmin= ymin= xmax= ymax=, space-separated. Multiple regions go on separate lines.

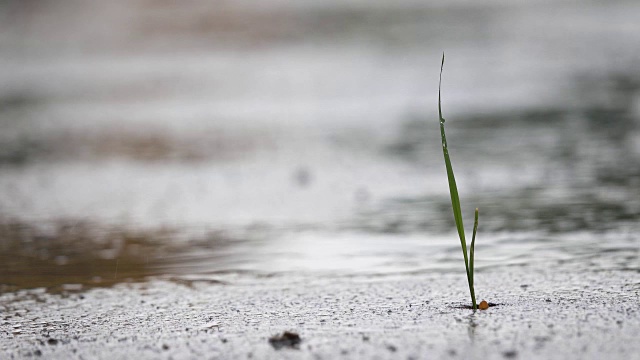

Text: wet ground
xmin=1 ymin=269 xmax=639 ymax=359
xmin=1 ymin=0 xmax=640 ymax=358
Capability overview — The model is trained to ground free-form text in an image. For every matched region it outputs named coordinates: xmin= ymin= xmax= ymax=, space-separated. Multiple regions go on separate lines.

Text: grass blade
xmin=438 ymin=53 xmax=477 ymax=310
xmin=470 ymin=208 xmax=479 ymax=292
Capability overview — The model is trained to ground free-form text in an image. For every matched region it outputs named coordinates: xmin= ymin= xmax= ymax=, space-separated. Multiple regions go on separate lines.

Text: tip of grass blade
xmin=438 ymin=53 xmax=445 ymax=122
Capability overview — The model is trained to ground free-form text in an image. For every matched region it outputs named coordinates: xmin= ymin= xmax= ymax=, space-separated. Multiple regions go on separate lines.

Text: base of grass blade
xmin=451 ymin=302 xmax=501 ymax=310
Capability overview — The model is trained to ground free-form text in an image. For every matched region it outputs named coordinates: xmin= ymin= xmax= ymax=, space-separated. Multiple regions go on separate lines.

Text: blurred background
xmin=1 ymin=0 xmax=639 ymax=291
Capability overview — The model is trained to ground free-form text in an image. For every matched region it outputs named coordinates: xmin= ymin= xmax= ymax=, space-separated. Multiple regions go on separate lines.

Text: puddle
xmin=1 ymin=2 xmax=640 ymax=358
xmin=0 ymin=220 xmax=242 ymax=293
xmin=0 ymin=0 xmax=638 ymax=298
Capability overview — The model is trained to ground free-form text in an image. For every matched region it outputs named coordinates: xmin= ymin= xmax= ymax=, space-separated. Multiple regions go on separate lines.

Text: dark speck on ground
xmin=269 ymin=331 xmax=302 ymax=350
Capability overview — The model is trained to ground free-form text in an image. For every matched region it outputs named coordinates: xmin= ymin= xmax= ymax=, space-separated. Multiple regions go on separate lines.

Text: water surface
xmin=1 ymin=0 xmax=639 ymax=291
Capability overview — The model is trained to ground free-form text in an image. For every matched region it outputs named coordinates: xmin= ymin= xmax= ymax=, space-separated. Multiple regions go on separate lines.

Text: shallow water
xmin=1 ymin=2 xmax=640 ymax=359
xmin=1 ymin=0 xmax=639 ymax=290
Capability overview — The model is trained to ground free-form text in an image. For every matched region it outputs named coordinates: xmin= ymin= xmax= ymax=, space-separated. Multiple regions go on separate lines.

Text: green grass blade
xmin=438 ymin=53 xmax=477 ymax=310
xmin=470 ymin=207 xmax=479 ymax=292
xmin=438 ymin=54 xmax=466 ymax=253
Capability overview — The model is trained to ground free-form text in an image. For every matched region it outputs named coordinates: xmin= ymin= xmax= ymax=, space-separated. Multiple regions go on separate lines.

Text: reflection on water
xmin=0 ymin=220 xmax=164 ymax=292
xmin=0 ymin=219 xmax=243 ymax=292
xmin=1 ymin=0 xmax=639 ymax=291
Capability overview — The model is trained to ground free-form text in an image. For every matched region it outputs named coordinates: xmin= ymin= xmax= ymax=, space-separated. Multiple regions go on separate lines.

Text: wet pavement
xmin=1 ymin=268 xmax=638 ymax=359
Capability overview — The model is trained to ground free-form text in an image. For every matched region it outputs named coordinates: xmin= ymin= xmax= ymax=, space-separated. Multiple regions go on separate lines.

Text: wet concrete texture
xmin=1 ymin=269 xmax=638 ymax=359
